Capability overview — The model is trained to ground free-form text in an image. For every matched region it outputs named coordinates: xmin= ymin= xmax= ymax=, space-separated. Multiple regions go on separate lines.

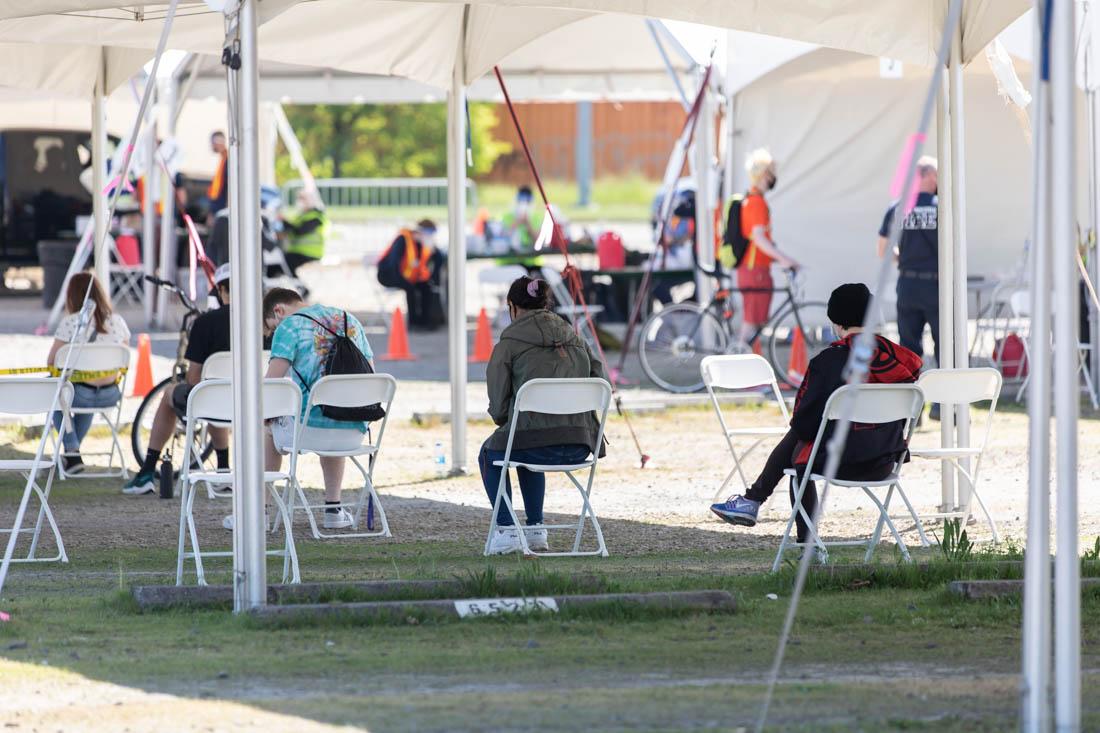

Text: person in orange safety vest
xmin=206 ymin=131 xmax=229 ymax=224
xmin=376 ymin=219 xmax=445 ymax=330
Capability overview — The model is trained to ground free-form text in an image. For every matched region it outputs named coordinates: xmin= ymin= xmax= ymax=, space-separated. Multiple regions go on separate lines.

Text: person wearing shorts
xmin=122 ymin=264 xmax=233 ymax=495
xmin=737 ymin=148 xmax=800 ymax=344
xmin=260 ymin=287 xmax=374 ymax=531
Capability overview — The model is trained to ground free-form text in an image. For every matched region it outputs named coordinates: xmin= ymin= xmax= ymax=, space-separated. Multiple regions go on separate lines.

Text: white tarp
xmin=731 ymin=46 xmax=1089 ymax=309
xmin=0 ymin=2 xmax=1028 ymax=92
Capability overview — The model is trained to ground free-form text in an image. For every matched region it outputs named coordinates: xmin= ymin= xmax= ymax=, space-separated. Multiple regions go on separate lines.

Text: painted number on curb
xmin=453 ymin=597 xmax=559 ymax=618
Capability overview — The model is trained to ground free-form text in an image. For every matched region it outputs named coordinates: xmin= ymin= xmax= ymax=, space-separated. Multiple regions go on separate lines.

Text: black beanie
xmin=827 ymin=283 xmax=872 ymax=328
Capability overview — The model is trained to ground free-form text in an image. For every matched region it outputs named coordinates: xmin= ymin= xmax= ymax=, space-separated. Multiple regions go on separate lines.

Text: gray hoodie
xmin=485 ymin=309 xmax=607 ymax=454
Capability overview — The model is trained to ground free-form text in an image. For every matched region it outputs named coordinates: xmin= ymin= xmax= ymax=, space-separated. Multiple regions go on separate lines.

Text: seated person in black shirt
xmin=122 ymin=265 xmax=234 ymax=495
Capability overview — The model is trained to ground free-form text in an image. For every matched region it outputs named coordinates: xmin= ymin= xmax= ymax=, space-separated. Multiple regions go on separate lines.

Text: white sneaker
xmin=222 ymin=513 xmax=269 ymax=531
xmin=524 ymin=525 xmax=549 ymax=552
xmin=323 ymin=508 xmax=354 ymax=530
xmin=488 ymin=528 xmax=523 ymax=555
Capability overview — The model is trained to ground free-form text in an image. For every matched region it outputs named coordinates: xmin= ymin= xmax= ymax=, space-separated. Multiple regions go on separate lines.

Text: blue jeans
xmin=479 ymin=441 xmax=591 ymax=526
xmin=51 ymin=383 xmax=122 ymax=454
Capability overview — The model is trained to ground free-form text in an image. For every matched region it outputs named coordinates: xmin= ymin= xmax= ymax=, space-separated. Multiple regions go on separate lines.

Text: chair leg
xmin=772 ymin=482 xmax=807 ymax=573
xmin=270 ymin=481 xmax=300 ymax=584
xmin=184 ymin=482 xmax=207 ymax=586
xmin=892 ymin=481 xmax=932 ymax=548
xmin=176 ymin=483 xmax=189 ymax=586
xmin=969 ymin=487 xmax=1000 ymax=544
xmin=27 ymin=469 xmax=67 ymax=563
xmin=863 ymin=486 xmax=911 ymax=563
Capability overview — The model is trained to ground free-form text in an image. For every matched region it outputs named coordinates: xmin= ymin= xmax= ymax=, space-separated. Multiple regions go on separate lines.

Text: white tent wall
xmin=731 ymin=47 xmax=1089 ymax=311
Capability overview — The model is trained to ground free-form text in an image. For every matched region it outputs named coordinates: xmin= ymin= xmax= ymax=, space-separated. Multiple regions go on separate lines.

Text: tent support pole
xmin=231 ymin=0 xmax=268 ymax=613
xmin=92 ymin=49 xmax=110 ymax=295
xmin=1051 ymin=0 xmax=1080 ymax=727
xmin=694 ymin=81 xmax=716 ymax=305
xmin=142 ymin=93 xmax=158 ymax=326
xmin=1088 ymin=86 xmax=1100 ymax=394
xmin=156 ymin=74 xmax=179 ymax=327
xmin=575 ymin=102 xmax=593 ymax=207
xmin=447 ymin=4 xmax=470 ymax=474
xmin=1021 ymin=7 xmax=1053 ymax=730
xmin=948 ymin=21 xmax=971 ymax=508
xmin=936 ymin=68 xmax=956 ymax=513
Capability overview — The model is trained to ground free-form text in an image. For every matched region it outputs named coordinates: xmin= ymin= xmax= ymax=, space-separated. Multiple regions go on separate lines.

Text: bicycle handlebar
xmin=143 ymin=275 xmax=200 ymax=314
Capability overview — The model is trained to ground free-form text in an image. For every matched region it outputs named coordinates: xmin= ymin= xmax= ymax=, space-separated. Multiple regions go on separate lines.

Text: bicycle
xmin=638 ymin=268 xmax=836 ymax=393
xmin=131 ymin=276 xmax=215 ymax=498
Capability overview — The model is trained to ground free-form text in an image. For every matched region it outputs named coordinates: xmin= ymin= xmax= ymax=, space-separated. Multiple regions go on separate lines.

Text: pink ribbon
xmin=0 ymin=611 xmax=10 ymax=622
xmin=890 ymin=132 xmax=927 ymax=216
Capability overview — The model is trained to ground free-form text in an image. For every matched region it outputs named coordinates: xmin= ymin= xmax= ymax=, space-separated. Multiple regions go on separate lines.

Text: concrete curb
xmin=948 ymin=578 xmax=1100 ymax=600
xmin=248 ymin=590 xmax=735 ymax=623
xmin=131 ymin=574 xmax=613 ymax=610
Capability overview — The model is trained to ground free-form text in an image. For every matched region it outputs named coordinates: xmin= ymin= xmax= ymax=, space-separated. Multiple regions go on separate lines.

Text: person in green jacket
xmin=280 ymin=188 xmax=329 ymax=277
xmin=479 ymin=275 xmax=607 ymax=555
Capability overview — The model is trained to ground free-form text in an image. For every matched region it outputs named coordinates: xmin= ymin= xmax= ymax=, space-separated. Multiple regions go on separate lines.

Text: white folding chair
xmin=1010 ymin=290 xmax=1097 ymax=408
xmin=484 ymin=377 xmax=613 ymax=558
xmin=701 ymin=354 xmax=790 ymax=502
xmin=909 ymin=368 xmax=1002 ymax=543
xmin=200 ymin=350 xmax=271 ymax=381
xmin=772 ymin=383 xmax=925 ymax=572
xmin=54 ymin=343 xmax=131 ymax=480
xmin=0 ymin=378 xmax=73 ymax=565
xmin=284 ymin=373 xmax=397 ymax=540
xmin=175 ymin=379 xmax=301 ymax=586
xmin=479 ymin=264 xmax=529 ymax=325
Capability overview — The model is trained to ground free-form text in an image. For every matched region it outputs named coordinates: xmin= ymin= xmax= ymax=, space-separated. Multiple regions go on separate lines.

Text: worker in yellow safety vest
xmin=376 ymin=219 xmax=445 ymax=330
xmin=280 ymin=188 xmax=330 ymax=277
xmin=206 ymin=131 xmax=229 ymax=224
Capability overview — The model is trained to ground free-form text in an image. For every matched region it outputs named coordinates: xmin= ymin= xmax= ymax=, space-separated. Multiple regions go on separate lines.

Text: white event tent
xmin=4 ymin=3 xmax=1083 ymax=730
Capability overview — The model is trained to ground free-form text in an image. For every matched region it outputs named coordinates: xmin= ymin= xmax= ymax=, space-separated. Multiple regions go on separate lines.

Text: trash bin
xmin=37 ymin=239 xmax=78 ymax=308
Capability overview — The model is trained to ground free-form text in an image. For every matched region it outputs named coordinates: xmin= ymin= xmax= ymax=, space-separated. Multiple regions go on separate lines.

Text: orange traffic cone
xmin=380 ymin=308 xmax=417 ymax=361
xmin=787 ymin=328 xmax=809 ymax=384
xmin=131 ymin=333 xmax=154 ymax=398
xmin=470 ymin=308 xmax=493 ymax=363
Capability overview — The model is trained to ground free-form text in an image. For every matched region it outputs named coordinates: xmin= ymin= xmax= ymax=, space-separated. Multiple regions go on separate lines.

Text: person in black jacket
xmin=710 ymin=283 xmax=922 ymax=543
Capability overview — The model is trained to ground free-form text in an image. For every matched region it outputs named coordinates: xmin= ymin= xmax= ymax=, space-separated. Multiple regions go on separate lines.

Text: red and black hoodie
xmin=790 ymin=334 xmax=923 ymax=472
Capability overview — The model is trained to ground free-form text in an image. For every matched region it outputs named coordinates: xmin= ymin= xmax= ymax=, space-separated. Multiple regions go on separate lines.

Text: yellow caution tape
xmin=0 ymin=366 xmax=128 ymax=383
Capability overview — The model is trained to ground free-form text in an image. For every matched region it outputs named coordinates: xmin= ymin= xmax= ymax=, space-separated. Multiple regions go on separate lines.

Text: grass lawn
xmin=2 ymin=526 xmax=1100 ymax=730
xmin=325 ymin=177 xmax=658 ymax=224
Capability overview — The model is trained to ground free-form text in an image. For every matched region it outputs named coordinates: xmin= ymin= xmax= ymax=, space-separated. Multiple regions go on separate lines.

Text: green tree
xmin=275 ymin=102 xmax=510 ymax=184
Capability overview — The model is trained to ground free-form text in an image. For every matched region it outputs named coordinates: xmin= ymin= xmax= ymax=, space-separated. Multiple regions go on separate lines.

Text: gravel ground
xmin=4 ymin=393 xmax=1098 ymax=560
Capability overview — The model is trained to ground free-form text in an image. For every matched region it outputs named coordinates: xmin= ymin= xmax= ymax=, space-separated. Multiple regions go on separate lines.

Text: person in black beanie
xmin=709 ymin=283 xmax=923 ymax=549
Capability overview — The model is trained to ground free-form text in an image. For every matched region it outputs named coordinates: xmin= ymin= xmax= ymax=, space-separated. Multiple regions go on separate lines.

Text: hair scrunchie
xmin=527 ymin=279 xmax=542 ymax=298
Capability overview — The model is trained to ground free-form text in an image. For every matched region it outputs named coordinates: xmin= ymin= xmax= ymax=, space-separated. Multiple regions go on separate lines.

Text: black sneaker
xmin=62 ymin=454 xmax=85 ymax=475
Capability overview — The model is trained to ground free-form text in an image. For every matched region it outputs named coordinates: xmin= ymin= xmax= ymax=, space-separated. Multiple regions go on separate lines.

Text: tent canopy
xmin=0 ymin=1 xmax=1028 ymax=94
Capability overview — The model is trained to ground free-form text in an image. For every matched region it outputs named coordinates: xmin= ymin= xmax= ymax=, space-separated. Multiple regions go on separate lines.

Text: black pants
xmin=744 ymin=429 xmax=894 ymax=543
xmin=896 ymin=276 xmax=940 ymax=367
xmin=284 ymin=252 xmax=318 ymax=277
xmin=403 ymin=282 xmax=442 ymax=329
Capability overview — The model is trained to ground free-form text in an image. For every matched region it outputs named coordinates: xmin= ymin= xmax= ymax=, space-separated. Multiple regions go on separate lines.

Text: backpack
xmin=292 ymin=311 xmax=386 ymax=422
xmin=993 ymin=333 xmax=1029 ymax=379
xmin=719 ymin=193 xmax=752 ymax=270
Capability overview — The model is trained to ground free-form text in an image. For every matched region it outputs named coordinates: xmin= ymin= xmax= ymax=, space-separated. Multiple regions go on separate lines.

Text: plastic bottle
xmin=433 ymin=441 xmax=447 ymax=478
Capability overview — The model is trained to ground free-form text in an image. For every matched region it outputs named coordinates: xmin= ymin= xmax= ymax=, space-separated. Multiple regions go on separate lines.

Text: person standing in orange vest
xmin=206 ymin=131 xmax=229 ymax=224
xmin=376 ymin=219 xmax=445 ymax=330
xmin=737 ymin=148 xmax=800 ymax=345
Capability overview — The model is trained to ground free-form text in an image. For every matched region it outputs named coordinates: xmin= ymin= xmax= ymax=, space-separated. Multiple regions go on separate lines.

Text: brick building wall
xmin=484 ymin=100 xmax=683 ymax=183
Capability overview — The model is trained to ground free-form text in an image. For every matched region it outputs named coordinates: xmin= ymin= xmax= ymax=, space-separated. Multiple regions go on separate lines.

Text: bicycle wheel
xmin=764 ymin=301 xmax=836 ymax=389
xmin=638 ymin=303 xmax=729 ymax=393
xmin=130 ymin=378 xmax=214 ymax=469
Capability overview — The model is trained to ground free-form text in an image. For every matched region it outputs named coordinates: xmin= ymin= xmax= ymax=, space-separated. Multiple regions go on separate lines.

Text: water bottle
xmin=433 ymin=441 xmax=447 ymax=478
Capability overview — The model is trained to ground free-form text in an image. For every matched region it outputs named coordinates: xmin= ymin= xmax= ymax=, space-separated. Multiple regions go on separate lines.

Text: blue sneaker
xmin=711 ymin=495 xmax=761 ymax=526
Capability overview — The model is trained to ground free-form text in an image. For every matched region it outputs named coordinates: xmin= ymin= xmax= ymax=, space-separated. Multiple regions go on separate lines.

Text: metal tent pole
xmin=142 ymin=93 xmax=158 ymax=326
xmin=936 ymin=70 xmax=957 ymax=513
xmin=156 ymin=74 xmax=178 ymax=327
xmin=1091 ymin=85 xmax=1100 ymax=395
xmin=231 ymin=0 xmax=268 ymax=612
xmin=694 ymin=84 xmax=716 ymax=305
xmin=92 ymin=49 xmax=110 ymax=294
xmin=1020 ymin=6 xmax=1053 ymax=730
xmin=1051 ymin=0 xmax=1080 ymax=727
xmin=948 ymin=22 xmax=972 ymax=509
xmin=447 ymin=5 xmax=470 ymax=474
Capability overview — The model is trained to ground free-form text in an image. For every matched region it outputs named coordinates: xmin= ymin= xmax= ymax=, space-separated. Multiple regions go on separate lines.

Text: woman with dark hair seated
xmin=480 ymin=275 xmax=607 ymax=555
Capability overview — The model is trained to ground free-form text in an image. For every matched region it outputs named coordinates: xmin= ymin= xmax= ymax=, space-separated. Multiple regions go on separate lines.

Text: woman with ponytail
xmin=481 ymin=275 xmax=607 ymax=555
